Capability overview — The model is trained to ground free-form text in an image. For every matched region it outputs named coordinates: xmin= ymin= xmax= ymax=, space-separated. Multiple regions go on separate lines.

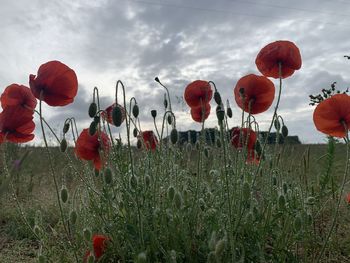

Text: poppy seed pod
xmin=60 ymin=138 xmax=68 ymax=153
xmin=170 ymin=128 xmax=178 ymax=144
xmin=88 ymin=102 xmax=97 ymax=118
xmin=63 ymin=122 xmax=70 ymax=134
xmin=60 ymin=186 xmax=68 ymax=203
xmin=282 ymin=125 xmax=289 ymax=137
xmin=112 ymin=106 xmax=123 ymax=127
xmin=151 ymin=109 xmax=157 ymax=118
xmin=214 ymin=91 xmax=222 ymax=105
xmin=132 ymin=104 xmax=139 ymax=118
xmin=69 ymin=210 xmax=77 ymax=225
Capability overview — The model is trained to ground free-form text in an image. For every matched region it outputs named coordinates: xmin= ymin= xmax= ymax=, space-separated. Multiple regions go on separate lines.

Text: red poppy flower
xmin=190 ymin=103 xmax=211 ymax=123
xmin=75 ymin=129 xmax=110 ymax=170
xmin=230 ymin=127 xmax=257 ymax=150
xmin=1 ymin=84 xmax=37 ymax=110
xmin=29 ymin=60 xmax=78 ymax=106
xmin=83 ymin=235 xmax=109 ymax=262
xmin=255 ymin=40 xmax=302 ymax=79
xmin=184 ymin=80 xmax=213 ymax=108
xmin=139 ymin=130 xmax=158 ymax=150
xmin=246 ymin=150 xmax=260 ymax=165
xmin=234 ymin=74 xmax=275 ymax=114
xmin=101 ymin=103 xmax=126 ymax=125
xmin=0 ymin=106 xmax=35 ymax=143
xmin=346 ymin=193 xmax=350 ymax=205
xmin=313 ymin=94 xmax=350 ymax=138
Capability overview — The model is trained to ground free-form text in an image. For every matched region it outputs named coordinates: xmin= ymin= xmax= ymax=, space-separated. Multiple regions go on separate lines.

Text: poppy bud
xmin=136 ymin=252 xmax=147 ymax=263
xmin=88 ymin=102 xmax=97 ymax=118
xmin=170 ymin=129 xmax=178 ymax=144
xmin=137 ymin=139 xmax=142 ymax=149
xmin=132 ymin=104 xmax=139 ymax=118
xmin=130 ymin=174 xmax=138 ymax=190
xmin=272 ymin=176 xmax=277 ymax=186
xmin=242 ymin=181 xmax=251 ymax=202
xmin=214 ymin=239 xmax=226 ymax=259
xmin=87 ymin=254 xmax=95 ymax=263
xmin=278 ymin=194 xmax=286 ymax=210
xmin=294 ymin=215 xmax=302 ymax=232
xmin=60 ymin=138 xmax=68 ymax=153
xmin=281 ymin=125 xmax=288 ymax=137
xmin=168 ymin=186 xmax=175 ymax=201
xmin=167 ymin=115 xmax=173 ymax=125
xmin=170 ymin=250 xmax=177 ymax=263
xmin=226 ymin=107 xmax=233 ymax=118
xmin=274 ymin=118 xmax=281 ymax=131
xmin=282 ymin=182 xmax=288 ymax=195
xmin=214 ymin=91 xmax=222 ymax=105
xmin=60 ymin=186 xmax=68 ymax=203
xmin=83 ymin=228 xmax=91 ymax=242
xmin=255 ymin=140 xmax=262 ymax=156
xmin=69 ymin=210 xmax=77 ymax=225
xmin=104 ymin=167 xmax=113 ymax=185
xmin=164 ymin=94 xmax=168 ymax=109
xmin=112 ymin=106 xmax=123 ymax=127
xmin=174 ymin=192 xmax=183 ymax=210
xmin=216 ymin=109 xmax=225 ymax=122
xmin=89 ymin=121 xmax=97 ymax=136
xmin=151 ymin=109 xmax=157 ymax=118
xmin=133 ymin=128 xmax=138 ymax=138
xmin=94 ymin=168 xmax=100 ymax=177
xmin=33 ymin=225 xmax=40 ymax=235
xmin=204 ymin=147 xmax=210 ymax=158
xmin=63 ymin=122 xmax=70 ymax=134
xmin=155 ymin=77 xmax=160 ymax=83
xmin=195 ymin=141 xmax=200 ymax=151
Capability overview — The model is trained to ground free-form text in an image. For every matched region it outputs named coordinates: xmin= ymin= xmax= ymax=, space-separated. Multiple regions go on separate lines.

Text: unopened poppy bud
xmin=208 ymin=231 xmax=217 ymax=251
xmin=69 ymin=210 xmax=77 ymax=225
xmin=281 ymin=125 xmax=288 ymax=137
xmin=60 ymin=138 xmax=67 ymax=153
xmin=282 ymin=182 xmax=288 ymax=194
xmin=94 ymin=115 xmax=100 ymax=123
xmin=63 ymin=123 xmax=70 ymax=134
xmin=60 ymin=186 xmax=68 ymax=203
xmin=133 ymin=128 xmax=138 ymax=137
xmin=163 ymin=94 xmax=168 ymax=109
xmin=151 ymin=109 xmax=157 ymax=118
xmin=226 ymin=107 xmax=233 ymax=118
xmin=242 ymin=181 xmax=251 ymax=202
xmin=214 ymin=239 xmax=226 ymax=259
xmin=274 ymin=118 xmax=281 ymax=130
xmin=170 ymin=129 xmax=178 ymax=144
xmin=130 ymin=174 xmax=138 ymax=190
xmin=214 ymin=91 xmax=222 ymax=105
xmin=278 ymin=194 xmax=286 ymax=210
xmin=145 ymin=175 xmax=151 ymax=187
xmin=104 ymin=167 xmax=113 ymax=184
xmin=33 ymin=225 xmax=40 ymax=235
xmin=170 ymin=250 xmax=177 ymax=263
xmin=294 ymin=215 xmax=302 ymax=232
xmin=89 ymin=121 xmax=97 ymax=136
xmin=132 ymin=104 xmax=139 ymax=118
xmin=216 ymin=109 xmax=225 ymax=122
xmin=195 ymin=141 xmax=200 ymax=151
xmin=207 ymin=252 xmax=216 ymax=263
xmin=88 ymin=102 xmax=97 ymax=118
xmin=167 ymin=115 xmax=173 ymax=125
xmin=38 ymin=254 xmax=46 ymax=263
xmin=87 ymin=254 xmax=95 ymax=263
xmin=272 ymin=176 xmax=277 ymax=186
xmin=204 ymin=147 xmax=210 ymax=158
xmin=255 ymin=140 xmax=262 ymax=156
xmin=168 ymin=186 xmax=175 ymax=201
xmin=94 ymin=169 xmax=100 ymax=177
xmin=83 ymin=228 xmax=91 ymax=242
xmin=137 ymin=139 xmax=142 ymax=149
xmin=136 ymin=252 xmax=147 ymax=263
xmin=112 ymin=106 xmax=123 ymax=127
xmin=154 ymin=76 xmax=160 ymax=83
xmin=174 ymin=192 xmax=183 ymax=210
xmin=216 ymin=139 xmax=221 ymax=148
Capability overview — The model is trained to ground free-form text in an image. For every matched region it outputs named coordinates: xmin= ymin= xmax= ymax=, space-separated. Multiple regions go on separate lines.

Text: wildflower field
xmin=1 ymin=41 xmax=350 ymax=262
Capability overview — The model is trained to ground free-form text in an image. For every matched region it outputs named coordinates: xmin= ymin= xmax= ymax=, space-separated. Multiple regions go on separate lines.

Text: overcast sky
xmin=1 ymin=0 xmax=349 ymax=145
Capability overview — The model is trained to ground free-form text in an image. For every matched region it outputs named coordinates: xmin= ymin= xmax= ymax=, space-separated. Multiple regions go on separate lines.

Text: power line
xmin=131 ymin=0 xmax=350 ymax=27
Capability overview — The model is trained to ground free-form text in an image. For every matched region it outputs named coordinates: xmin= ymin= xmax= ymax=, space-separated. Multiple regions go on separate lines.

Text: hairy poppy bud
xmin=89 ymin=121 xmax=97 ymax=136
xmin=63 ymin=122 xmax=70 ymax=134
xmin=226 ymin=107 xmax=233 ymax=118
xmin=281 ymin=125 xmax=288 ymax=137
xmin=164 ymin=94 xmax=168 ymax=109
xmin=60 ymin=138 xmax=68 ymax=152
xmin=69 ymin=210 xmax=77 ymax=225
xmin=282 ymin=182 xmax=288 ymax=194
xmin=130 ymin=174 xmax=138 ymax=190
xmin=216 ymin=109 xmax=225 ymax=122
xmin=132 ymin=104 xmax=139 ymax=118
xmin=214 ymin=91 xmax=222 ymax=105
xmin=88 ymin=102 xmax=97 ymax=118
xmin=274 ymin=118 xmax=281 ymax=130
xmin=83 ymin=228 xmax=91 ymax=242
xmin=104 ymin=167 xmax=113 ymax=185
xmin=60 ymin=186 xmax=68 ymax=203
xmin=155 ymin=77 xmax=160 ymax=83
xmin=170 ymin=129 xmax=178 ymax=144
xmin=174 ymin=192 xmax=183 ymax=210
xmin=94 ymin=115 xmax=100 ymax=124
xmin=214 ymin=239 xmax=226 ymax=259
xmin=151 ymin=109 xmax=157 ymax=118
xmin=112 ymin=106 xmax=123 ymax=127
xmin=168 ymin=186 xmax=175 ymax=201
xmin=294 ymin=215 xmax=302 ymax=232
xmin=278 ymin=194 xmax=286 ymax=210
xmin=137 ymin=139 xmax=142 ymax=149
xmin=133 ymin=128 xmax=138 ymax=138
xmin=167 ymin=115 xmax=173 ymax=125
xmin=136 ymin=252 xmax=147 ymax=263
